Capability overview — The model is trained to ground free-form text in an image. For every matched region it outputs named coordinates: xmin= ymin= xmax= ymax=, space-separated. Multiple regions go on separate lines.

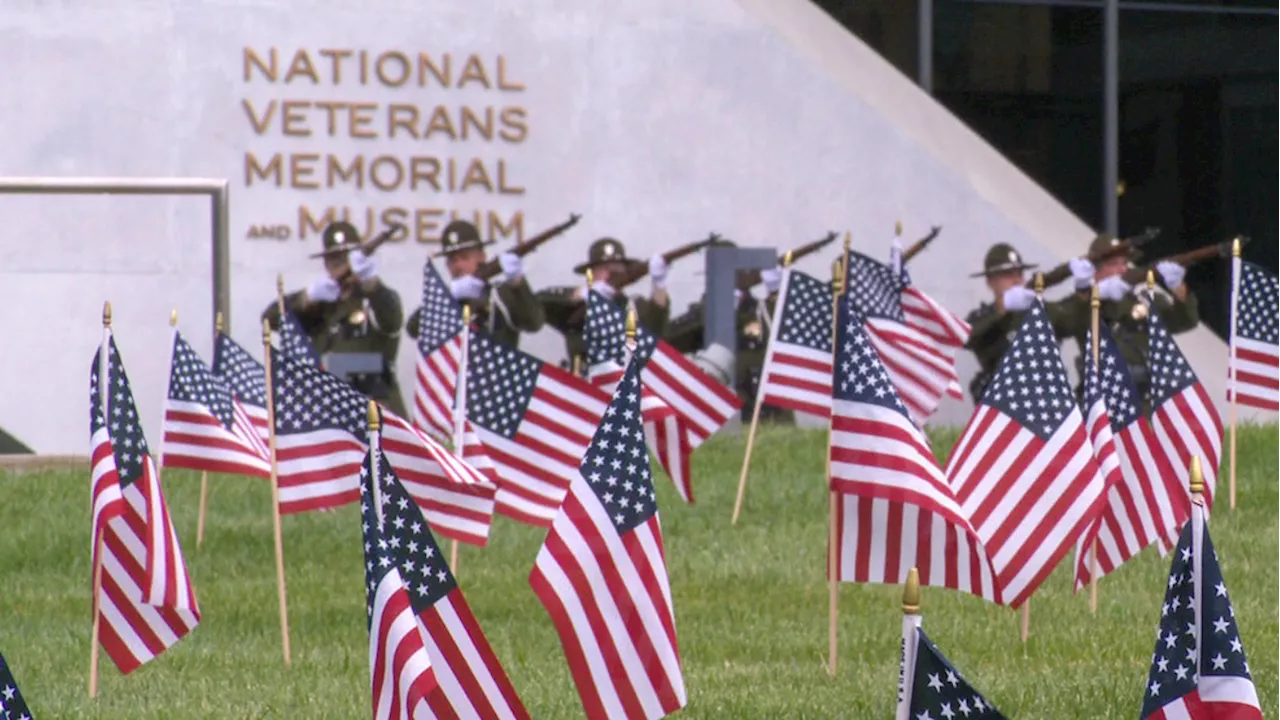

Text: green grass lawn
xmin=2 ymin=424 xmax=1276 ymax=718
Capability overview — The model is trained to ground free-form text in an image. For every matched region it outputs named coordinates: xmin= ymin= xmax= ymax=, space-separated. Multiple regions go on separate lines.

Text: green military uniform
xmin=963 ymin=243 xmax=1076 ymax=403
xmin=537 ymin=237 xmax=670 ymax=370
xmin=262 ymin=221 xmax=407 ymax=417
xmin=404 ymin=220 xmax=545 ymax=349
xmin=1051 ymin=236 xmax=1200 ymax=406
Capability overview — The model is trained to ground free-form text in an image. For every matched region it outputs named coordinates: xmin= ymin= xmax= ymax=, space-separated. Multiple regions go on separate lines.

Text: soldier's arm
xmin=963 ymin=306 xmax=1009 ymax=351
xmin=1045 ymin=291 xmax=1091 ymax=339
xmin=496 ymin=278 xmax=546 ymax=332
xmin=663 ymin=303 xmax=704 ymax=354
xmin=404 ymin=306 xmax=423 ymax=340
xmin=536 ymin=287 xmax=581 ymax=334
xmin=365 ymin=284 xmax=405 ymax=335
xmin=1154 ymin=287 xmax=1200 ymax=333
xmin=634 ymin=296 xmax=670 ymax=337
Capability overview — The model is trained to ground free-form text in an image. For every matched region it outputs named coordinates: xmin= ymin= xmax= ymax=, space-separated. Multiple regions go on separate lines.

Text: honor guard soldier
xmin=537 ymin=237 xmax=671 ymax=370
xmin=963 ymin=243 xmax=1074 ymax=403
xmin=262 ymin=220 xmax=407 ymax=416
xmin=665 ymin=251 xmax=787 ymax=421
xmin=406 ymin=219 xmax=545 ymax=349
xmin=1053 ymin=234 xmax=1199 ymax=406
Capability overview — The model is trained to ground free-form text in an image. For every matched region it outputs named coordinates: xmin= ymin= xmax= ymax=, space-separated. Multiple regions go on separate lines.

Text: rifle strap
xmin=489 ymin=286 xmax=511 ymax=333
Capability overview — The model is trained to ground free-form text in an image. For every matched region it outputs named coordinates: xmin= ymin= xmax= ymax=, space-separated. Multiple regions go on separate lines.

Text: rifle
xmin=1121 ymin=235 xmax=1249 ymax=286
xmin=335 ymin=222 xmax=406 ymax=291
xmin=564 ymin=233 xmax=723 ymax=326
xmin=475 ymin=212 xmax=583 ymax=282
xmin=901 ymin=226 xmax=942 ymax=263
xmin=737 ymin=231 xmax=839 ymax=290
xmin=1029 ymin=226 xmax=1161 ymax=290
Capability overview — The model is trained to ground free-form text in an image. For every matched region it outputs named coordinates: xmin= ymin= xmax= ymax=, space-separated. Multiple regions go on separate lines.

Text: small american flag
xmin=162 ymin=330 xmax=270 ymax=479
xmin=1074 ymin=325 xmax=1187 ymax=590
xmin=1147 ymin=309 xmax=1223 ymax=513
xmin=90 ymin=337 xmax=200 ymax=674
xmin=412 ymin=260 xmax=467 ymax=440
xmin=1140 ymin=502 xmax=1261 ymax=719
xmin=0 ymin=649 xmax=34 ymax=720
xmin=584 ymin=290 xmax=695 ymax=503
xmin=367 ymin=450 xmax=530 ymax=719
xmin=530 ymin=355 xmax=686 ymax=720
xmin=1229 ymin=259 xmax=1279 ymax=411
xmin=829 ymin=297 xmax=997 ymax=601
xmin=846 ymin=250 xmax=960 ymax=424
xmin=357 ymin=450 xmax=437 ymax=719
xmin=944 ymin=300 xmax=1107 ymax=607
xmin=902 ymin=627 xmax=1005 ymax=719
xmin=279 ymin=309 xmax=321 ymax=367
xmin=211 ymin=331 xmax=270 ymax=442
xmin=270 ymin=347 xmax=368 ymax=513
xmin=898 ymin=260 xmax=970 ymax=401
xmin=757 ymin=269 xmax=835 ymax=418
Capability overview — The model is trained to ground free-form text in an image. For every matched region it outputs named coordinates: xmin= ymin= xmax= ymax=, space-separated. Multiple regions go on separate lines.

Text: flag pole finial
xmin=461 ymin=304 xmax=471 ymax=324
xmin=276 ymin=273 xmax=285 ymax=294
xmin=261 ymin=317 xmax=271 ymax=345
xmin=1090 ymin=282 xmax=1099 ymax=309
xmin=102 ymin=301 xmax=112 ymax=328
xmin=842 ymin=231 xmax=852 ymax=253
xmin=894 ymin=220 xmax=902 ymax=237
xmin=585 ymin=268 xmax=593 ymax=287
xmin=1033 ymin=272 xmax=1045 ymax=297
xmin=1232 ymin=236 xmax=1242 ymax=257
xmin=367 ymin=399 xmax=380 ymax=432
xmin=1189 ymin=454 xmax=1204 ymax=500
xmin=1146 ymin=269 xmax=1156 ymax=292
xmin=783 ymin=249 xmax=794 ymax=267
xmin=170 ymin=308 xmax=178 ymax=327
xmin=832 ymin=255 xmax=845 ymax=296
xmin=215 ymin=311 xmax=225 ymax=333
xmin=626 ymin=308 xmax=637 ymax=342
xmin=903 ymin=567 xmax=920 ymax=615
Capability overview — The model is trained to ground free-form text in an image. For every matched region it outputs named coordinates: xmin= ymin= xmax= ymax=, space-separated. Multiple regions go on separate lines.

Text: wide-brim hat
xmin=1088 ymin=233 xmax=1142 ymax=262
xmin=970 ymin=242 xmax=1039 ymax=278
xmin=573 ymin=237 xmax=645 ymax=275
xmin=309 ymin=221 xmax=363 ymax=258
xmin=432 ymin=219 xmax=496 ymax=258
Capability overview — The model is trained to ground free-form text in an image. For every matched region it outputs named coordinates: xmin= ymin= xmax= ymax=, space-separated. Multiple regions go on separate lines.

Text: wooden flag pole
xmin=89 ymin=301 xmax=112 ymax=699
xmin=449 ymin=305 xmax=472 ymax=576
xmin=826 ymin=235 xmax=850 ymax=677
xmin=197 ymin=312 xmax=226 ymax=550
xmin=733 ymin=249 xmax=795 ymax=525
xmin=1228 ymin=238 xmax=1242 ymax=510
xmin=1089 ymin=284 xmax=1101 ymax=613
xmin=262 ymin=319 xmax=292 ymax=667
xmin=1019 ymin=272 xmax=1049 ymax=644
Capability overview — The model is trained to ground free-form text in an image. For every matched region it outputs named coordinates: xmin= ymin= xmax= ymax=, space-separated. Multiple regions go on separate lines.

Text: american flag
xmin=829 ymin=297 xmax=997 ymax=601
xmin=902 ymin=627 xmax=1005 ymax=719
xmin=0 ymin=650 xmax=33 ymax=720
xmin=757 ymin=269 xmax=835 ymax=418
xmin=1140 ymin=502 xmax=1261 ymax=719
xmin=846 ymin=250 xmax=961 ymax=424
xmin=366 ymin=450 xmax=530 ymax=719
xmin=379 ymin=410 xmax=498 ymax=548
xmin=530 ymin=355 xmax=686 ymax=720
xmin=412 ymin=259 xmax=611 ymax=527
xmin=1229 ymin=259 xmax=1279 ymax=411
xmin=279 ymin=309 xmax=321 ymax=367
xmin=357 ymin=449 xmax=437 ymax=719
xmin=211 ymin=331 xmax=270 ymax=442
xmin=584 ymin=290 xmax=695 ymax=503
xmin=90 ymin=337 xmax=200 ymax=674
xmin=1147 ymin=309 xmax=1223 ymax=514
xmin=1074 ymin=325 xmax=1186 ymax=590
xmin=897 ymin=256 xmax=970 ymax=401
xmin=270 ymin=347 xmax=368 ymax=513
xmin=161 ymin=330 xmax=271 ymax=479
xmin=944 ymin=300 xmax=1107 ymax=607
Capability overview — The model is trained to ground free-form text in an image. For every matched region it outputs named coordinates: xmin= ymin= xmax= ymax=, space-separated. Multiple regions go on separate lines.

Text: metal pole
xmin=1103 ymin=0 xmax=1119 ymax=235
xmin=212 ymin=183 xmax=231 ymax=333
xmin=919 ymin=0 xmax=934 ymax=93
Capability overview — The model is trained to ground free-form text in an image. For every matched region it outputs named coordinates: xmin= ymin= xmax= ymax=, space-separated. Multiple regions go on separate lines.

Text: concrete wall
xmin=0 ymin=0 xmax=1246 ymax=455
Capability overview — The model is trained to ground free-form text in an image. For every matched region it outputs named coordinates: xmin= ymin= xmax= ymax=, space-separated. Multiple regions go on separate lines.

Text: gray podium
xmin=698 ymin=244 xmax=779 ymax=389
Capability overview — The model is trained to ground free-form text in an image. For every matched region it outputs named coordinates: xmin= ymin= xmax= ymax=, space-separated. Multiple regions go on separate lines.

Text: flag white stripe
xmin=435 ymin=598 xmax=521 ymax=720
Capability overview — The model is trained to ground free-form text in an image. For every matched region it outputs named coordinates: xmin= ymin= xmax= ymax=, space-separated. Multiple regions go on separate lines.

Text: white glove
xmin=761 ymin=266 xmax=783 ymax=294
xmin=1069 ymin=258 xmax=1096 ymax=290
xmin=1001 ymin=286 xmax=1037 ymax=312
xmin=1098 ymin=275 xmax=1132 ymax=302
xmin=733 ymin=289 xmax=743 ymax=304
xmin=349 ymin=249 xmax=376 ymax=281
xmin=1156 ymin=260 xmax=1185 ymax=291
xmin=306 ymin=275 xmax=341 ymax=303
xmin=590 ymin=279 xmax=617 ymax=300
xmin=451 ymin=275 xmax=487 ymax=301
xmin=649 ymin=255 xmax=668 ymax=290
xmin=499 ymin=252 xmax=522 ymax=282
